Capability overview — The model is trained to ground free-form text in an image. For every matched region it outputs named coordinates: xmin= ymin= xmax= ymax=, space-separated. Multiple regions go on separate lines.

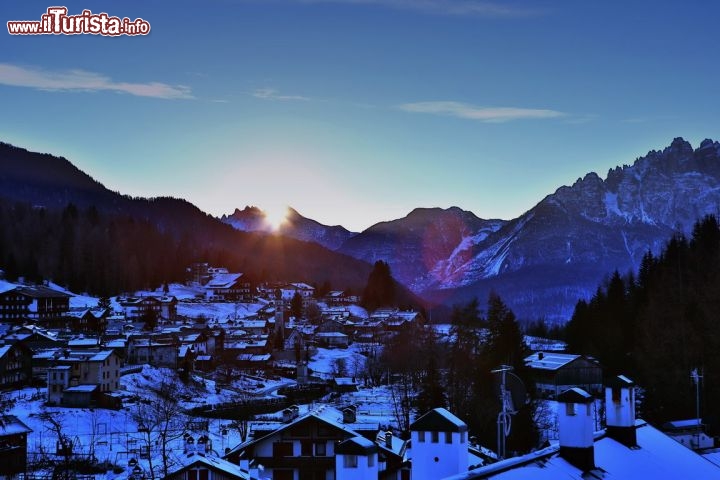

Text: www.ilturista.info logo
xmin=7 ymin=7 xmax=150 ymax=36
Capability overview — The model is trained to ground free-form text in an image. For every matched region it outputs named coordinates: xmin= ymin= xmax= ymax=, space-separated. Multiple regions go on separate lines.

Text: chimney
xmin=385 ymin=431 xmax=393 ymax=449
xmin=184 ymin=435 xmax=195 ymax=454
xmin=342 ymin=405 xmax=357 ymax=424
xmin=557 ymin=388 xmax=595 ymax=472
xmin=605 ymin=375 xmax=637 ymax=447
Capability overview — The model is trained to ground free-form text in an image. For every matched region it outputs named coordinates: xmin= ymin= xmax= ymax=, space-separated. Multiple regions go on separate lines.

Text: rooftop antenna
xmin=492 ymin=365 xmax=527 ymax=460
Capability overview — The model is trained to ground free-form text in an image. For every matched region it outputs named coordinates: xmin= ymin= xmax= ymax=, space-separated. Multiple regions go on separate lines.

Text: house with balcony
xmin=225 ymin=406 xmax=408 ymax=480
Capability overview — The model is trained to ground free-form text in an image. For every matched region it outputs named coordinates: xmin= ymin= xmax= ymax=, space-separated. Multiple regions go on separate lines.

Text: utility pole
xmin=492 ymin=365 xmax=515 ymax=460
xmin=691 ymin=368 xmax=703 ymax=448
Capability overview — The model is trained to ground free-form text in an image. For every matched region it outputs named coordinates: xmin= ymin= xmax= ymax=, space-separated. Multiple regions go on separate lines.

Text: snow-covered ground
xmin=308 ymin=344 xmax=367 ymax=379
xmin=5 ymin=363 xmax=299 ymax=479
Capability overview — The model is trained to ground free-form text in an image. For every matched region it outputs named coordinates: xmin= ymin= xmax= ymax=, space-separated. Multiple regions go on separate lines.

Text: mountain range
xmin=222 ymin=206 xmax=356 ymax=251
xmin=222 ymin=137 xmax=720 ymax=322
xmin=0 ymin=142 xmax=422 ymax=305
xmin=3 ymin=137 xmax=719 ymax=322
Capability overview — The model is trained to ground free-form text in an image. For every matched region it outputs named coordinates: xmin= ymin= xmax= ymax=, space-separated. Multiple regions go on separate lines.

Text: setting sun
xmin=263 ymin=204 xmax=289 ymax=231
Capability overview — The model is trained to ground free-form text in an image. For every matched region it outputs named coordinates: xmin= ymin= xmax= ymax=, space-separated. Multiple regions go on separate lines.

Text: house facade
xmin=226 ymin=407 xmax=407 ymax=480
xmin=0 ymin=343 xmax=33 ymax=389
xmin=0 ymin=416 xmax=32 ymax=477
xmin=120 ymin=295 xmax=177 ymax=321
xmin=524 ymin=352 xmax=603 ymax=398
xmin=0 ymin=285 xmax=70 ymax=325
xmin=0 ymin=287 xmax=31 ymax=322
xmin=205 ymin=273 xmax=254 ymax=302
xmin=46 ymin=349 xmax=122 ymax=406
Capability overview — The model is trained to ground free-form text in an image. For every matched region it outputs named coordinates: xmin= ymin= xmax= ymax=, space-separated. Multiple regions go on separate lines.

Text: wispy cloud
xmin=0 ymin=63 xmax=192 ymax=99
xmin=296 ymin=0 xmax=540 ymax=16
xmin=399 ymin=101 xmax=565 ymax=122
xmin=252 ymin=88 xmax=310 ymax=101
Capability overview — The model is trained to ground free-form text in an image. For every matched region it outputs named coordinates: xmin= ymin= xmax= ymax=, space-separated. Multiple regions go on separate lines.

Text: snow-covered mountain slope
xmin=434 ymin=138 xmax=720 ymax=320
xmin=222 ymin=138 xmax=720 ymax=321
xmin=342 ymin=138 xmax=720 ymax=321
xmin=221 ymin=206 xmax=357 ymax=251
xmin=338 ymin=207 xmax=506 ymax=291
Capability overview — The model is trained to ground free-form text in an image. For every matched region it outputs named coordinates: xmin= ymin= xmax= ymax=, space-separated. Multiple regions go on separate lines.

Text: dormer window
xmin=343 ymin=454 xmax=358 ymax=468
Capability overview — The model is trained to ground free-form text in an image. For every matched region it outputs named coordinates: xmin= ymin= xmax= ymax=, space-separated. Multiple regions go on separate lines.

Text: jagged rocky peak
xmin=664 ymin=136 xmax=693 ymax=155
xmin=237 ymin=205 xmax=263 ymax=216
xmin=221 ymin=205 xmax=263 ymax=220
xmin=699 ymin=138 xmax=718 ymax=149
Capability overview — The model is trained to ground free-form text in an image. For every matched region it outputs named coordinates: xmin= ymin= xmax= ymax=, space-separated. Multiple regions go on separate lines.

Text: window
xmin=343 ymin=454 xmax=358 ymax=468
xmin=314 ymin=441 xmax=326 ymax=456
xmin=566 ymin=403 xmax=576 ymax=416
xmin=431 ymin=431 xmax=439 ymax=443
xmin=272 ymin=442 xmax=293 ymax=458
xmin=187 ymin=470 xmax=197 ymax=480
xmin=418 ymin=431 xmax=425 ymax=443
xmin=301 ymin=440 xmax=313 ymax=456
xmin=273 ymin=470 xmax=293 ymax=480
xmin=445 ymin=432 xmax=452 ymax=444
xmin=368 ymin=454 xmax=375 ymax=467
xmin=612 ymin=386 xmax=621 ymax=404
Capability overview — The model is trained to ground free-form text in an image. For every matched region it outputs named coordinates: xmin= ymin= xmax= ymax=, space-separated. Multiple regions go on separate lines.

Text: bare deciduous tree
xmin=130 ymin=372 xmax=190 ymax=478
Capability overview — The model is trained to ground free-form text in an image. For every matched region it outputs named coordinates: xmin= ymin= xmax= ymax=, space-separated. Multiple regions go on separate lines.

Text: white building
xmin=410 ymin=408 xmax=468 ymax=480
xmin=335 ymin=436 xmax=379 ymax=480
xmin=446 ymin=376 xmax=720 ymax=479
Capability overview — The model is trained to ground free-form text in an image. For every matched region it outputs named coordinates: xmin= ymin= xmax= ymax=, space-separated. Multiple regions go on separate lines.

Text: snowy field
xmin=308 ymin=344 xmax=367 ymax=379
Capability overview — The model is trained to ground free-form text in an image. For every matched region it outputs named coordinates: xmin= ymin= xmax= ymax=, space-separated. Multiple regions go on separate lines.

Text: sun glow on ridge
xmin=263 ymin=204 xmax=289 ymax=231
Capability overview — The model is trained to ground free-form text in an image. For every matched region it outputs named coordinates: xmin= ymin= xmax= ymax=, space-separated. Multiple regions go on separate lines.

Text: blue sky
xmin=2 ymin=1 xmax=720 ymax=231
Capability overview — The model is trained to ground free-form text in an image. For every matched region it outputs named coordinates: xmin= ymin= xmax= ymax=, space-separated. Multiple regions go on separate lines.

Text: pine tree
xmin=290 ymin=291 xmax=303 ymax=320
xmin=416 ymin=355 xmax=446 ymax=415
xmin=361 ymin=261 xmax=396 ymax=311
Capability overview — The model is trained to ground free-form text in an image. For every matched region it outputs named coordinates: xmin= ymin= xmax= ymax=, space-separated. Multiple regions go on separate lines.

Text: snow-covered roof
xmin=289 ymin=282 xmax=314 ymax=291
xmin=48 ymin=365 xmax=71 ymax=370
xmin=17 ymin=285 xmax=72 ymax=299
xmin=169 ymin=452 xmax=254 ymax=479
xmin=664 ymin=419 xmax=703 ymax=430
xmin=236 ymin=353 xmax=271 ymax=362
xmin=316 ymin=332 xmax=347 ymax=338
xmin=447 ymin=420 xmax=720 ymax=479
xmin=68 ymin=337 xmax=100 ymax=347
xmin=524 ymin=352 xmax=582 ymax=371
xmin=0 ymin=345 xmax=12 ymax=359
xmin=376 ymin=430 xmax=407 ymax=457
xmin=336 ymin=435 xmax=378 ymax=455
xmin=230 ymin=405 xmax=397 ymax=460
xmin=206 ymin=273 xmax=244 ymax=289
xmin=411 ymin=407 xmax=468 ymax=433
xmin=332 ymin=377 xmax=357 ymax=386
xmin=0 ymin=415 xmax=32 ymax=436
xmin=64 ymin=384 xmax=98 ymax=393
xmin=89 ymin=350 xmax=114 ymax=362
xmin=557 ymin=387 xmax=593 ymax=403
